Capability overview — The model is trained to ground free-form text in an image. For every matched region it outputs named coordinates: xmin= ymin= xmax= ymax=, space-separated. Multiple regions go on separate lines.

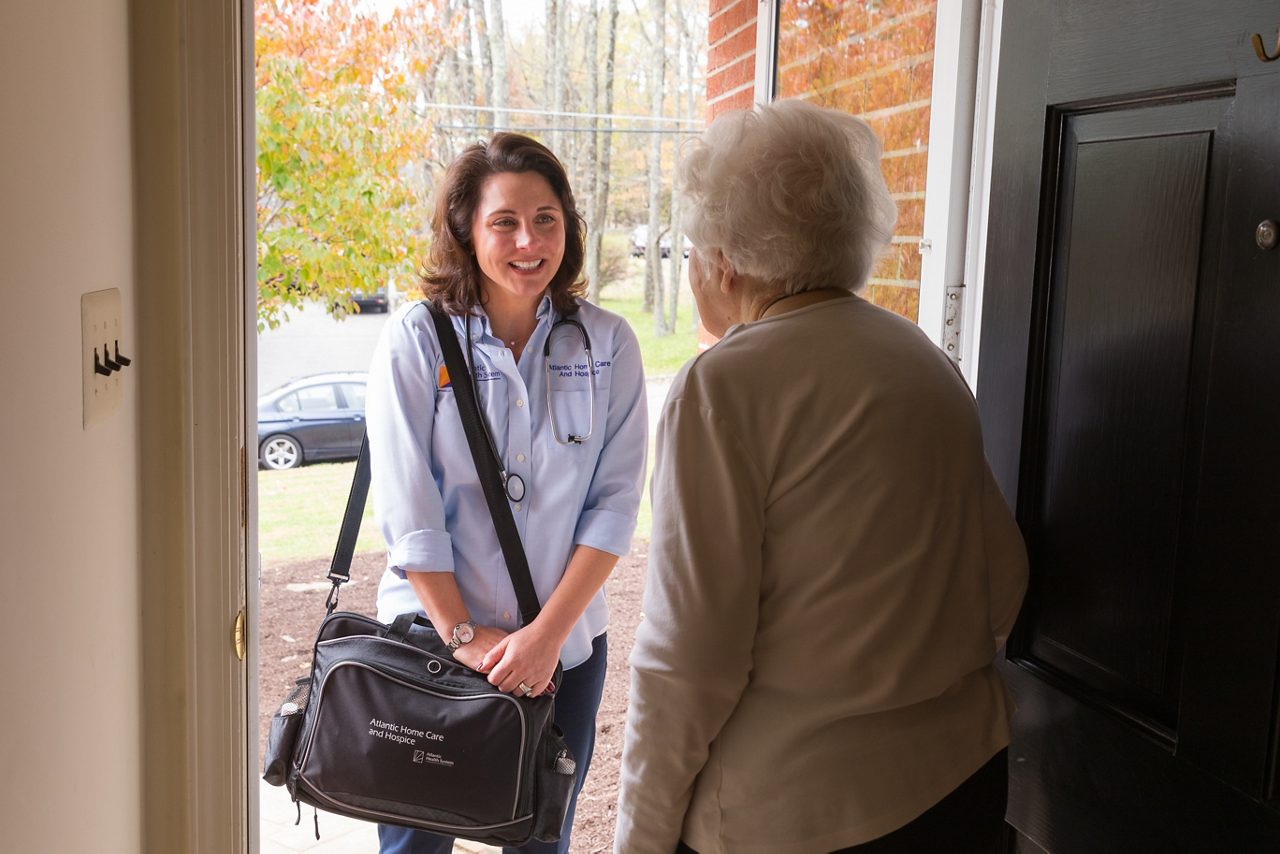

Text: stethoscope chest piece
xmin=503 ymin=471 xmax=526 ymax=502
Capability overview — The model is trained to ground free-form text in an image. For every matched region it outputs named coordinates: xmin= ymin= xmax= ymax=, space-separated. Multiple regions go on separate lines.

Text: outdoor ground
xmin=258 ymin=543 xmax=648 ymax=853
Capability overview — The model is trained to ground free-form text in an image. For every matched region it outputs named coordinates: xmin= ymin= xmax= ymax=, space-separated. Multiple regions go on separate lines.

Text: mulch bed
xmin=257 ymin=543 xmax=648 ymax=853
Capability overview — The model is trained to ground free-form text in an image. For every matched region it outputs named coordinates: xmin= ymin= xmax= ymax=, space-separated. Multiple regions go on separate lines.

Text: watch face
xmin=456 ymin=622 xmax=475 ymax=644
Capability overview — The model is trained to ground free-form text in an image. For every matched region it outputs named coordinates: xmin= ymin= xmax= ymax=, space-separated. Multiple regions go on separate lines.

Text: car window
xmin=339 ymin=383 xmax=367 ymax=411
xmin=276 ymin=392 xmax=300 ymax=413
xmin=296 ymin=384 xmax=339 ymax=411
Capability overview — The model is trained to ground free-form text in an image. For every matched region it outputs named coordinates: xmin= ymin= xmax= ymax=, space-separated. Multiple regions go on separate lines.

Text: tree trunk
xmin=457 ymin=0 xmax=475 ymax=110
xmin=487 ymin=0 xmax=507 ymax=131
xmin=644 ymin=0 xmax=667 ymax=328
xmin=582 ymin=0 xmax=600 ymax=298
xmin=587 ymin=0 xmax=619 ymax=304
xmin=544 ymin=0 xmax=559 ymax=151
xmin=470 ymin=0 xmax=493 ymax=134
xmin=667 ymin=8 xmax=686 ymax=331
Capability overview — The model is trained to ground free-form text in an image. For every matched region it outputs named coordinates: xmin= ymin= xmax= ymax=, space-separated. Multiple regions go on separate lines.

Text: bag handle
xmin=428 ymin=303 xmax=542 ymax=626
xmin=385 ymin=612 xmax=433 ymax=642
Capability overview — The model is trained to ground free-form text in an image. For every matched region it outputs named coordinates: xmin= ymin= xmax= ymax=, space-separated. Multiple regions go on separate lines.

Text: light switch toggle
xmin=94 ymin=348 xmax=114 ymax=376
xmin=94 ymin=340 xmax=133 ymax=375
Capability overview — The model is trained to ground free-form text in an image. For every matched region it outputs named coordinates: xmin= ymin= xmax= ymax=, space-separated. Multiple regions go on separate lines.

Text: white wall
xmin=0 ymin=1 xmax=143 ymax=850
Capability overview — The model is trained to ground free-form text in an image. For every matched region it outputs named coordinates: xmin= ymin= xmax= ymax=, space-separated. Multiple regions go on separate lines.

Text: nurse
xmin=366 ymin=133 xmax=647 ymax=854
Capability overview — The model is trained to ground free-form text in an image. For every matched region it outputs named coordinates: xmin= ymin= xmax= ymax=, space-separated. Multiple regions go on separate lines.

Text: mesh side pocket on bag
xmin=531 ymin=726 xmax=576 ymax=843
xmin=263 ymin=676 xmax=311 ymax=786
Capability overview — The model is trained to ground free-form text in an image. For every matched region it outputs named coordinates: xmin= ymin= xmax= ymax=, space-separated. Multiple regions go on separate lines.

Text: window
xmin=295 ymin=384 xmax=339 ymax=412
xmin=775 ymin=0 xmax=937 ymax=322
xmin=339 ymin=382 xmax=367 ymax=411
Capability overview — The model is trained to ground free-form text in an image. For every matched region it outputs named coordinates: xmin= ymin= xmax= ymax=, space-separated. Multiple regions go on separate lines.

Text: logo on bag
xmin=413 ymin=750 xmax=425 ymax=763
xmin=369 ymin=717 xmax=446 ymax=746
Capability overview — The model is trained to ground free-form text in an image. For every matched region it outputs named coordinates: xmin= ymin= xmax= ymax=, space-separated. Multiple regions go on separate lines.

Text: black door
xmin=977 ymin=2 xmax=1280 ymax=850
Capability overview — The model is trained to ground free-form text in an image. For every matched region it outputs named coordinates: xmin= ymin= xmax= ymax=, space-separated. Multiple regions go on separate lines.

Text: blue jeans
xmin=378 ymin=633 xmax=608 ymax=854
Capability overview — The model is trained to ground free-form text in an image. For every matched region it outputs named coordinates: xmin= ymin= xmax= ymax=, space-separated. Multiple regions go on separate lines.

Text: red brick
xmin=708 ymin=54 xmax=754 ymax=97
xmin=709 ymin=0 xmax=755 ymax=45
xmin=777 ymin=6 xmax=935 ymax=92
xmin=709 ymin=20 xmax=757 ymax=70
xmin=865 ymin=103 xmax=931 ymax=151
xmin=708 ymin=86 xmax=754 ymax=121
xmin=880 ymin=150 xmax=930 ymax=196
xmin=896 ymin=198 xmax=925 ymax=235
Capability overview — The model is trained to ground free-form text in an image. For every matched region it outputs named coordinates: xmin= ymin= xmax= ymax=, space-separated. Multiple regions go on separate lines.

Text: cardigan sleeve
xmin=982 ymin=458 xmax=1029 ymax=647
xmin=614 ymin=391 xmax=768 ymax=853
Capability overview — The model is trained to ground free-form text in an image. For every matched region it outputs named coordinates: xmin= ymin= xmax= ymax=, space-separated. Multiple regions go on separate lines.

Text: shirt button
xmin=516 ymin=453 xmax=526 ymax=462
xmin=503 ymin=612 xmax=511 ymax=622
xmin=516 ymin=399 xmax=525 ymax=408
xmin=513 ymin=503 xmax=522 ymax=512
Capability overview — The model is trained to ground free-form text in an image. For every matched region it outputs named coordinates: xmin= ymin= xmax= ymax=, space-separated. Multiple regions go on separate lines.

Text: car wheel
xmin=260 ymin=434 xmax=303 ymax=470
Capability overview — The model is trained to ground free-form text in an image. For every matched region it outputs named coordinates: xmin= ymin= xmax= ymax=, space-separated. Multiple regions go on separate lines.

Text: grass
xmin=259 ymin=453 xmax=654 ymax=568
xmin=258 ymin=461 xmax=382 ymax=565
xmin=596 ymin=232 xmax=701 ymax=379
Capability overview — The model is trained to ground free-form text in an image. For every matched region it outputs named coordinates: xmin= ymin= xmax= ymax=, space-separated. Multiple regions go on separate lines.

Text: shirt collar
xmin=464 ymin=291 xmax=555 ymax=340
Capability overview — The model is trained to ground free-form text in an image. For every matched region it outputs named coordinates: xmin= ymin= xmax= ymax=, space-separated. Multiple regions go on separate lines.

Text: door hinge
xmin=942 ymin=283 xmax=966 ymax=362
xmin=233 ymin=608 xmax=246 ymax=661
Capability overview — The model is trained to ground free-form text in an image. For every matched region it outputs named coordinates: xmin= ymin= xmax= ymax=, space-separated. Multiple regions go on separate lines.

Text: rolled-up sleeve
xmin=614 ymin=389 xmax=766 ymax=853
xmin=572 ymin=319 xmax=647 ymax=556
xmin=366 ymin=306 xmax=455 ymax=576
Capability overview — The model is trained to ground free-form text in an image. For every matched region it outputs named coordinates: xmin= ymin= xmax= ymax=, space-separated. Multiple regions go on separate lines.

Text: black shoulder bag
xmin=262 ymin=304 xmax=576 ymax=845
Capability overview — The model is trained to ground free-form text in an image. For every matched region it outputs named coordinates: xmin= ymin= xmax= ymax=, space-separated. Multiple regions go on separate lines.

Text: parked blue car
xmin=257 ymin=372 xmax=367 ymax=470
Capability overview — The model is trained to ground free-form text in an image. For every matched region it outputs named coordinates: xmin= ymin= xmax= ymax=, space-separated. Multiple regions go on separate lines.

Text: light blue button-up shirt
xmin=366 ymin=295 xmax=647 ymax=669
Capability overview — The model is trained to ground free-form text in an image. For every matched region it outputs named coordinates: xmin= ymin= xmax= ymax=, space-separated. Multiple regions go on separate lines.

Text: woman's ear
xmin=713 ymin=251 xmax=736 ymax=295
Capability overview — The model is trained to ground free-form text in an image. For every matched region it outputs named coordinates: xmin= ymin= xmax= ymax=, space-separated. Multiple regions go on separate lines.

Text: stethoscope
xmin=464 ymin=313 xmax=596 ymax=503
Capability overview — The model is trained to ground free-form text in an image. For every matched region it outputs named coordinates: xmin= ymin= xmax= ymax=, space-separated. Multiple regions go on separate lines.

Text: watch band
xmin=446 ymin=620 xmax=476 ymax=653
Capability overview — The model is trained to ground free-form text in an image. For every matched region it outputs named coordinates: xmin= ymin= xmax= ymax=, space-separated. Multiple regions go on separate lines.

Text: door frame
xmin=134 ymin=0 xmax=251 ymax=851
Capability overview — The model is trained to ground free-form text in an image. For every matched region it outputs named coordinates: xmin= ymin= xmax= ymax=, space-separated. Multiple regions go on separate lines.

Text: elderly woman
xmin=614 ymin=99 xmax=1028 ymax=853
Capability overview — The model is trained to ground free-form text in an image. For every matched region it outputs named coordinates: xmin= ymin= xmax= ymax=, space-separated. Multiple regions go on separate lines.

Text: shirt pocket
xmin=434 ymin=372 xmax=510 ymax=461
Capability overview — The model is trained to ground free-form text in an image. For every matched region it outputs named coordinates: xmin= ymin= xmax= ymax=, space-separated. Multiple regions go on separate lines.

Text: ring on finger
xmin=517 ymin=681 xmax=532 ymax=696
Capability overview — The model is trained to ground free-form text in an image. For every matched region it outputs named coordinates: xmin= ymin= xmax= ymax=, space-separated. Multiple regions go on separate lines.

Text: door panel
xmin=978 ymin=1 xmax=1280 ymax=849
xmin=1026 ymin=96 xmax=1226 ymax=737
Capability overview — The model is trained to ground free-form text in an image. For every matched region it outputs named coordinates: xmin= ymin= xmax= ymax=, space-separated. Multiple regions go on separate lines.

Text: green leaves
xmin=255 ymin=0 xmax=435 ymax=329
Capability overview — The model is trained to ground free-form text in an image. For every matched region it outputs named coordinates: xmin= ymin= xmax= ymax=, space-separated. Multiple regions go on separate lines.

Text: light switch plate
xmin=82 ymin=288 xmax=125 ymax=428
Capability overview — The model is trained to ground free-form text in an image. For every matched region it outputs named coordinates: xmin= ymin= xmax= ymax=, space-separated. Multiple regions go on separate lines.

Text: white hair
xmin=679 ymin=98 xmax=897 ymax=295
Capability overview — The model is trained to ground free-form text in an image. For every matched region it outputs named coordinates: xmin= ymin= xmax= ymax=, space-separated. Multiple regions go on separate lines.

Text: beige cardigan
xmin=614 ymin=297 xmax=1028 ymax=853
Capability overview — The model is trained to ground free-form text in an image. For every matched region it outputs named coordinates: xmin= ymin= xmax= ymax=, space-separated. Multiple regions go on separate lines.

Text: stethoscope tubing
xmin=462 ymin=312 xmax=595 ymax=503
xmin=543 ymin=317 xmax=594 ymax=446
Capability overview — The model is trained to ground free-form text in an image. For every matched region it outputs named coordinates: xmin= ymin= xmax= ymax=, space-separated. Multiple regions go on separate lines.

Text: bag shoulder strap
xmin=325 ymin=434 xmax=370 ymax=612
xmin=324 ymin=305 xmax=541 ymax=625
xmin=428 ymin=304 xmax=542 ymax=626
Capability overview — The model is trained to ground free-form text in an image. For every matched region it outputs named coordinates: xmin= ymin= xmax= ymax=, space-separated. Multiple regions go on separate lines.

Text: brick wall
xmin=704 ymin=0 xmax=937 ymax=323
xmin=707 ymin=0 xmax=757 ymax=120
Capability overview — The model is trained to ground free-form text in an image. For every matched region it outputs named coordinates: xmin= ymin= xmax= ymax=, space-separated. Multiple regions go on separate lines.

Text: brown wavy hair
xmin=423 ymin=133 xmax=587 ymax=316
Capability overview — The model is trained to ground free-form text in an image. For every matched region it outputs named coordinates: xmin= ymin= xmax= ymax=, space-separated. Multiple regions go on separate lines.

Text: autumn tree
xmin=255 ymin=0 xmax=438 ymax=327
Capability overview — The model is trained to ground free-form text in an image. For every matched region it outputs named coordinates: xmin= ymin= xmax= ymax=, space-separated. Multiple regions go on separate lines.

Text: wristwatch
xmin=446 ymin=619 xmax=476 ymax=654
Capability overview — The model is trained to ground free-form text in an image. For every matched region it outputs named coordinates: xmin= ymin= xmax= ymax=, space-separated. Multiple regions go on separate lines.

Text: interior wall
xmin=0 ymin=1 xmax=143 ymax=851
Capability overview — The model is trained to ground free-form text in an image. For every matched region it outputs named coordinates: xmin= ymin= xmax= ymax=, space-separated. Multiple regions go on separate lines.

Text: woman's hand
xmin=478 ymin=622 xmax=564 ymax=697
xmin=449 ymin=624 xmax=508 ymax=672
